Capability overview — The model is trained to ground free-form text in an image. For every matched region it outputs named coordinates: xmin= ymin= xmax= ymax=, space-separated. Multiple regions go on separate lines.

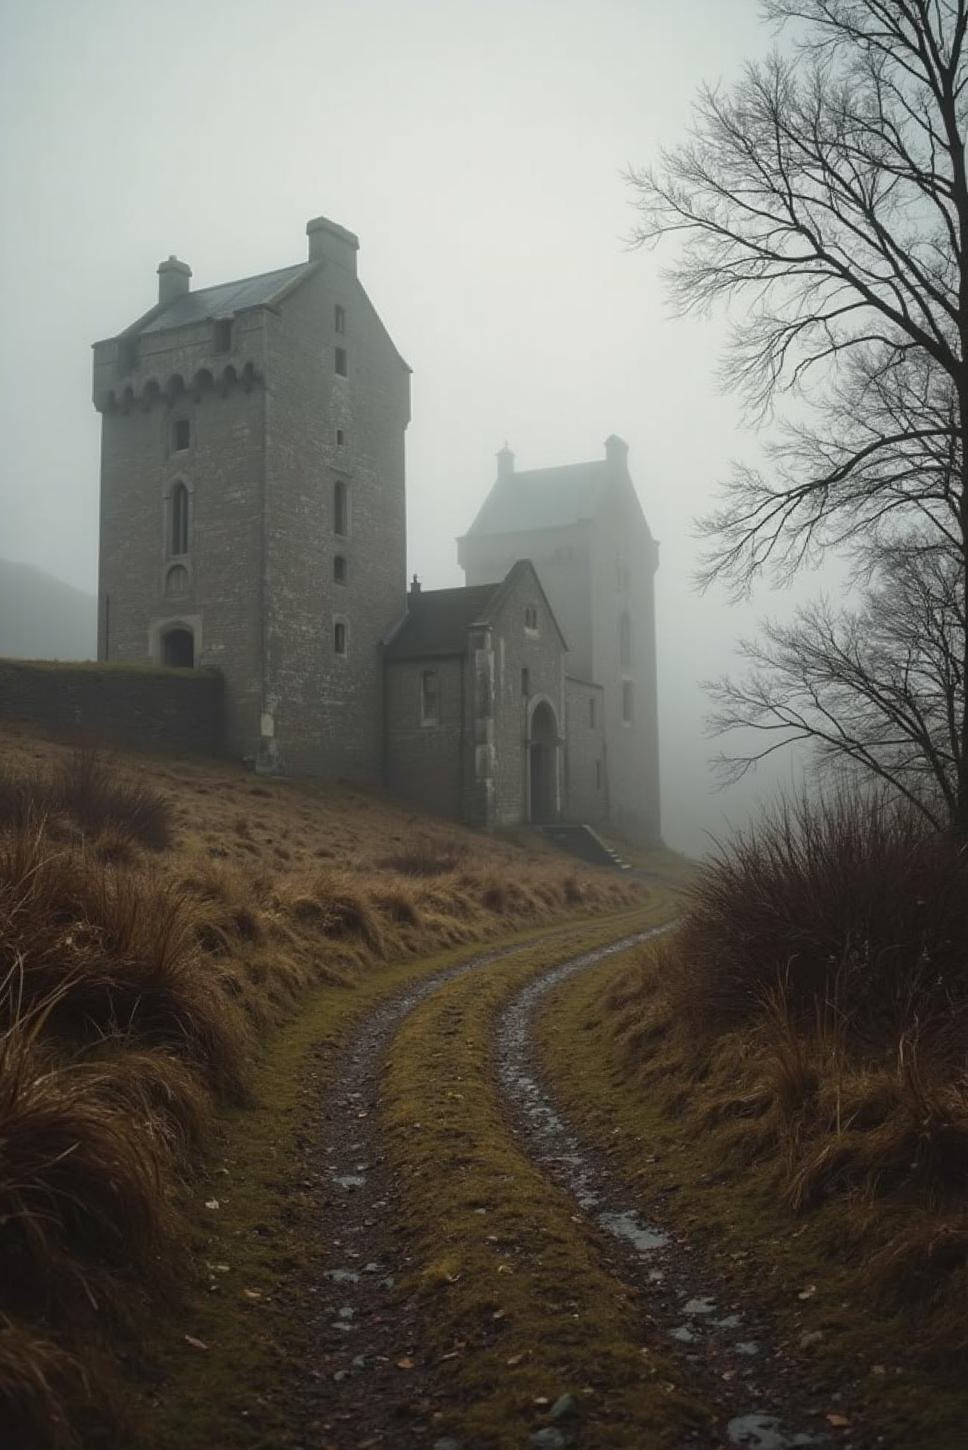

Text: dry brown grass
xmin=600 ymin=789 xmax=968 ymax=1358
xmin=0 ymin=723 xmax=645 ymax=1444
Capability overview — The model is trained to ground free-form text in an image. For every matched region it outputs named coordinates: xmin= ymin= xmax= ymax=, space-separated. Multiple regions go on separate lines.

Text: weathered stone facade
xmin=94 ymin=216 xmax=410 ymax=782
xmin=458 ymin=437 xmax=661 ymax=844
xmin=92 ymin=219 xmax=659 ymax=839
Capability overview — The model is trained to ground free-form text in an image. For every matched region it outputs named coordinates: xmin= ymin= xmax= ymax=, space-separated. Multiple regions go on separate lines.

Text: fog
xmin=0 ymin=0 xmax=832 ymax=857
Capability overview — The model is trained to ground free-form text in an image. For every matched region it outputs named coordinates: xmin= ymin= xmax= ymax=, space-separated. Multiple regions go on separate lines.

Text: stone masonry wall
xmin=564 ymin=676 xmax=607 ymax=823
xmin=0 ymin=660 xmax=223 ymax=756
xmin=385 ymin=656 xmax=464 ymax=818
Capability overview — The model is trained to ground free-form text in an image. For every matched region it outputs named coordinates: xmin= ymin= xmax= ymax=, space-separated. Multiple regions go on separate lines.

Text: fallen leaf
xmin=241 ymin=1288 xmax=262 ymax=1301
xmin=184 ymin=1335 xmax=209 ymax=1351
xmin=826 ymin=1413 xmax=851 ymax=1428
xmin=396 ymin=1357 xmax=415 ymax=1371
xmin=506 ymin=1353 xmax=525 ymax=1366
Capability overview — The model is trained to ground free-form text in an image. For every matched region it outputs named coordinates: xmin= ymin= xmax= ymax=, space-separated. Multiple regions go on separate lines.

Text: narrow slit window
xmin=334 ymin=304 xmax=346 ymax=334
xmin=421 ymin=669 xmax=439 ymax=726
xmin=334 ymin=620 xmax=347 ymax=655
xmin=334 ymin=347 xmax=348 ymax=377
xmin=333 ymin=554 xmax=347 ymax=584
xmin=521 ymin=667 xmax=530 ymax=697
xmin=334 ymin=480 xmax=348 ymax=535
xmin=619 ymin=610 xmax=632 ymax=667
xmin=172 ymin=418 xmax=190 ymax=452
xmin=170 ymin=483 xmax=189 ymax=557
xmin=336 ymin=428 xmax=345 ymax=447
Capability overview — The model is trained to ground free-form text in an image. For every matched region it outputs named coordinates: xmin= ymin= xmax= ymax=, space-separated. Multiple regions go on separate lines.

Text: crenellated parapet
xmin=93 ymin=358 xmax=263 ymax=414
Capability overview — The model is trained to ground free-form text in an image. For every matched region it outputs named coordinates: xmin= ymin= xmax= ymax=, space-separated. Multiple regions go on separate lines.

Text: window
xmin=334 ymin=620 xmax=347 ymax=656
xmin=524 ymin=604 xmax=538 ymax=632
xmin=213 ymin=319 xmax=233 ymax=353
xmin=172 ymin=418 xmax=190 ymax=452
xmin=589 ymin=697 xmax=596 ymax=729
xmin=521 ymin=667 xmax=530 ymax=697
xmin=622 ymin=680 xmax=634 ymax=724
xmin=165 ymin=564 xmax=189 ymax=597
xmin=334 ymin=480 xmax=348 ymax=535
xmin=619 ymin=610 xmax=632 ymax=667
xmin=334 ymin=304 xmax=346 ymax=334
xmin=596 ymin=759 xmax=603 ymax=791
xmin=335 ymin=347 xmax=348 ymax=376
xmin=421 ymin=669 xmax=439 ymax=726
xmin=333 ymin=554 xmax=347 ymax=584
xmin=336 ymin=428 xmax=345 ymax=447
xmin=170 ymin=483 xmax=189 ymax=557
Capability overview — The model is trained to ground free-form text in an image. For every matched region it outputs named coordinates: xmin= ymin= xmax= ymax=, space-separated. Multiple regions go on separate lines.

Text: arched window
xmin=619 ymin=610 xmax=631 ymax=667
xmin=170 ymin=483 xmax=189 ymax=556
xmin=334 ymin=480 xmax=348 ymax=536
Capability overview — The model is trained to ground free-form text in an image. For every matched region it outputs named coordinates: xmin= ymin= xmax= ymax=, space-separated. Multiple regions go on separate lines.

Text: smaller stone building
xmin=385 ymin=560 xmax=606 ymax=828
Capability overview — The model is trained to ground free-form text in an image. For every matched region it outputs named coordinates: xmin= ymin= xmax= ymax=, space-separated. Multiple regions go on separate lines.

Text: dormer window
xmin=334 ymin=304 xmax=346 ymax=334
xmin=213 ymin=319 xmax=233 ymax=353
xmin=172 ymin=419 xmax=190 ymax=452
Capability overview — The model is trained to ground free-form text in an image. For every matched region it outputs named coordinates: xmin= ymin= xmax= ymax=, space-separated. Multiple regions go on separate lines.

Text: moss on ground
xmin=381 ymin=898 xmax=711 ymax=1449
xmin=535 ymin=948 xmax=968 ymax=1449
xmin=136 ymin=911 xmax=653 ymax=1450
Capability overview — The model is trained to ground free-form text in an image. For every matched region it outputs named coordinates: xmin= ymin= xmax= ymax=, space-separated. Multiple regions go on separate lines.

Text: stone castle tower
xmin=458 ymin=437 xmax=660 ymax=844
xmin=92 ymin=215 xmax=411 ymax=780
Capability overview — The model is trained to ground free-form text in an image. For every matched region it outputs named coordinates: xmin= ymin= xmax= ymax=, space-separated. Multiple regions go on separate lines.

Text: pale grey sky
xmin=0 ymin=0 xmax=822 ymax=854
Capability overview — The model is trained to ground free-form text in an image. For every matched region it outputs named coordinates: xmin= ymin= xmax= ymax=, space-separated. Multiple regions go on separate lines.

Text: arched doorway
xmin=528 ymin=700 xmax=558 ymax=823
xmin=162 ymin=627 xmax=194 ymax=668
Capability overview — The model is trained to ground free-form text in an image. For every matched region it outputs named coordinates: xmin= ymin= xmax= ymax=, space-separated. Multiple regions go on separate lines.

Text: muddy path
xmin=278 ymin=917 xmax=878 ymax=1449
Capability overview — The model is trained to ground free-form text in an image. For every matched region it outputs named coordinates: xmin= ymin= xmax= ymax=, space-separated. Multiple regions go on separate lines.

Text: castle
xmin=93 ymin=216 xmax=660 ymax=843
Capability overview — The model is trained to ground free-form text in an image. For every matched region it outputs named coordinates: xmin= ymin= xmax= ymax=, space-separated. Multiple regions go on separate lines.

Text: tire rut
xmin=495 ymin=928 xmax=876 ymax=1450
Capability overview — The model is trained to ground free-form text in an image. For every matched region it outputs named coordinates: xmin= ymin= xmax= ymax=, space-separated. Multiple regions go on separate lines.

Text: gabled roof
xmin=136 ymin=263 xmax=314 ymax=335
xmin=385 ymin=560 xmax=567 ymax=660
xmin=385 ymin=584 xmax=501 ymax=660
xmin=464 ymin=458 xmax=612 ymax=538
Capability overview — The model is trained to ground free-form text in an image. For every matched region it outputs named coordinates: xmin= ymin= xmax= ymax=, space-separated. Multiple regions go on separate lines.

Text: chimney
xmin=157 ymin=255 xmax=191 ymax=306
xmin=410 ymin=573 xmax=422 ymax=597
xmin=307 ymin=214 xmax=360 ymax=276
xmin=497 ymin=443 xmax=515 ymax=480
xmin=604 ymin=433 xmax=629 ymax=471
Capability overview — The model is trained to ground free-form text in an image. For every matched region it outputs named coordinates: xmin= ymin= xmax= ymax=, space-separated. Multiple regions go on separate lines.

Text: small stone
xmin=549 ymin=1395 xmax=581 ymax=1422
xmin=800 ymin=1329 xmax=824 ymax=1349
xmin=530 ymin=1431 xmax=568 ymax=1450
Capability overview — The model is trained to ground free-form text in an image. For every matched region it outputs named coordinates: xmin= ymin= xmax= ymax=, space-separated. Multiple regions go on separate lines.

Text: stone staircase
xmin=536 ymin=823 xmax=632 ymax=871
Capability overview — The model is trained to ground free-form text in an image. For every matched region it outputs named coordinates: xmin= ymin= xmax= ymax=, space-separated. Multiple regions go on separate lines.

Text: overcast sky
xmin=0 ymin=0 xmax=828 ymax=855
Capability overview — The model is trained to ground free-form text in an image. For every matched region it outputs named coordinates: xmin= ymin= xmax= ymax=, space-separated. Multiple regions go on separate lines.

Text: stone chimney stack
xmin=307 ymin=214 xmax=360 ymax=276
xmin=157 ymin=255 xmax=191 ymax=306
xmin=604 ymin=433 xmax=629 ymax=471
xmin=496 ymin=444 xmax=515 ymax=480
xmin=409 ymin=573 xmax=422 ymax=597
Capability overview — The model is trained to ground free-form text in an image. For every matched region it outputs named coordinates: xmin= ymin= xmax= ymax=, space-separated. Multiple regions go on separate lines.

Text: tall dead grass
xmin=608 ymin=789 xmax=968 ymax=1349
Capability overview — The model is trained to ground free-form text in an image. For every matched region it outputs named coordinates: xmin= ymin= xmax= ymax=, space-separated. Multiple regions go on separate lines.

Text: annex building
xmin=93 ymin=216 xmax=661 ymax=843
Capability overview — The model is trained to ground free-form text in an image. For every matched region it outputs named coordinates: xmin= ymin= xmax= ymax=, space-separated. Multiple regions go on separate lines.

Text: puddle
xmin=598 ymin=1209 xmax=669 ymax=1254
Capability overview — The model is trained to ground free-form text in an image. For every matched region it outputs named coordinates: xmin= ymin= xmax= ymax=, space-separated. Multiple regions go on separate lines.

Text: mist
xmin=0 ymin=0 xmax=832 ymax=856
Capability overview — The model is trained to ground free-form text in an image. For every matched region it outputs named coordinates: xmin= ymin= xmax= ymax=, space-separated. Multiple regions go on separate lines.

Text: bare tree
xmin=707 ymin=535 xmax=965 ymax=827
xmin=629 ymin=0 xmax=968 ymax=838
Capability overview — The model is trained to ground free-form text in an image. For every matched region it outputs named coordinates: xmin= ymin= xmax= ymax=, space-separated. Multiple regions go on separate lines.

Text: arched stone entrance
xmin=527 ymin=699 xmax=559 ymax=823
xmin=162 ymin=626 xmax=195 ymax=668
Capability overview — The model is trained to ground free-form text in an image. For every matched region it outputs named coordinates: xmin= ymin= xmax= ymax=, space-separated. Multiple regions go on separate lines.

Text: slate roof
xmin=136 ymin=263 xmax=313 ymax=335
xmin=385 ymin=584 xmax=501 ymax=660
xmin=464 ymin=459 xmax=612 ymax=537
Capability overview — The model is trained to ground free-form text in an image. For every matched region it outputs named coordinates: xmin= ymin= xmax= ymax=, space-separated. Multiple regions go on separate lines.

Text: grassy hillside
xmin=0 ymin=725 xmax=645 ymax=1448
xmin=0 ymin=560 xmax=96 ymax=661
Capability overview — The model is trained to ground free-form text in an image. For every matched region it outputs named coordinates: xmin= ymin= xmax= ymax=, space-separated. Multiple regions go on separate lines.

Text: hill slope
xmin=0 ymin=559 xmax=96 ymax=660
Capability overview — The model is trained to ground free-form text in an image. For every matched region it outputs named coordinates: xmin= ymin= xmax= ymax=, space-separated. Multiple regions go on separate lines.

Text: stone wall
xmin=563 ymin=676 xmax=607 ymax=823
xmin=0 ymin=660 xmax=223 ymax=757
xmin=385 ymin=656 xmax=464 ymax=818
